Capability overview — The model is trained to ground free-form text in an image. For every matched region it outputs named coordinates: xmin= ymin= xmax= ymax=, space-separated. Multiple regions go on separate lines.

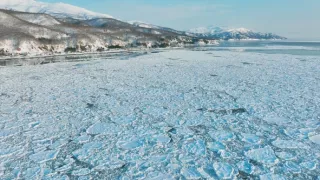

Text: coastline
xmin=0 ymin=39 xmax=290 ymax=60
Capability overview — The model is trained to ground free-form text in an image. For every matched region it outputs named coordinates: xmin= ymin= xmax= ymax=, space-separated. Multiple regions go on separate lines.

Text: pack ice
xmin=0 ymin=49 xmax=319 ymax=179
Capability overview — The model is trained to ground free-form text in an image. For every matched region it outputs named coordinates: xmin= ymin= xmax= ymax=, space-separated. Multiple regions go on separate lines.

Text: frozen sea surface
xmin=0 ymin=49 xmax=320 ymax=179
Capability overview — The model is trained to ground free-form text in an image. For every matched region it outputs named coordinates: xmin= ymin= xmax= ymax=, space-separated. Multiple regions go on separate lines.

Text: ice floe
xmin=117 ymin=138 xmax=145 ymax=150
xmin=72 ymin=141 xmax=103 ymax=161
xmin=272 ymin=139 xmax=309 ymax=149
xmin=207 ymin=141 xmax=226 ymax=152
xmin=213 ymin=162 xmax=238 ymax=179
xmin=197 ymin=167 xmax=216 ymax=179
xmin=236 ymin=160 xmax=254 ymax=174
xmin=284 ymin=161 xmax=301 ymax=174
xmin=309 ymin=134 xmax=320 ymax=145
xmin=263 ymin=116 xmax=289 ymax=126
xmin=300 ymin=160 xmax=317 ymax=171
xmin=86 ymin=122 xmax=119 ymax=135
xmin=29 ymin=150 xmax=59 ymax=163
xmin=71 ymin=168 xmax=91 ymax=176
xmin=275 ymin=151 xmax=296 ymax=161
xmin=183 ymin=139 xmax=206 ymax=156
xmin=240 ymin=133 xmax=261 ymax=144
xmin=181 ymin=167 xmax=202 ymax=180
xmin=210 ymin=131 xmax=236 ymax=142
xmin=245 ymin=146 xmax=279 ymax=166
xmin=259 ymin=173 xmax=286 ymax=180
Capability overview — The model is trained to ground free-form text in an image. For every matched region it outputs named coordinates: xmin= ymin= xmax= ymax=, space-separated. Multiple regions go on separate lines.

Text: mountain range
xmin=0 ymin=0 xmax=286 ymax=56
xmin=188 ymin=26 xmax=286 ymax=40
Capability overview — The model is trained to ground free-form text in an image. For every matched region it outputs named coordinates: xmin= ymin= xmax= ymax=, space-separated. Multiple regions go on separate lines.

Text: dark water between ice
xmin=0 ymin=51 xmax=152 ymax=67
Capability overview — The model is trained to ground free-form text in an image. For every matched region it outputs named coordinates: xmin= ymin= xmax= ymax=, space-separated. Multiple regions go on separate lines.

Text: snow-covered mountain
xmin=128 ymin=21 xmax=161 ymax=29
xmin=189 ymin=26 xmax=286 ymax=40
xmin=189 ymin=26 xmax=225 ymax=34
xmin=0 ymin=9 xmax=205 ymax=56
xmin=128 ymin=21 xmax=187 ymax=35
xmin=129 ymin=23 xmax=286 ymax=40
xmin=0 ymin=0 xmax=113 ymax=20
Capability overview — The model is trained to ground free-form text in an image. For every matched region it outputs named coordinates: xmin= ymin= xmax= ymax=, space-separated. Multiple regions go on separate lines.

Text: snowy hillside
xmin=128 ymin=21 xmax=161 ymax=29
xmin=189 ymin=26 xmax=225 ymax=34
xmin=129 ymin=21 xmax=187 ymax=35
xmin=10 ymin=11 xmax=61 ymax=26
xmin=0 ymin=0 xmax=113 ymax=20
xmin=189 ymin=26 xmax=286 ymax=40
xmin=0 ymin=10 xmax=69 ymax=54
xmin=0 ymin=9 xmax=209 ymax=56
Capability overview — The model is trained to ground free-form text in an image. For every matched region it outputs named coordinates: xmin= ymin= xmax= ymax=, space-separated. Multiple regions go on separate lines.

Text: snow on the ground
xmin=0 ymin=49 xmax=320 ymax=179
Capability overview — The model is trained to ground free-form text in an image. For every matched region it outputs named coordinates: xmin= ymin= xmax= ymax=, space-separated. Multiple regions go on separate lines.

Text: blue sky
xmin=41 ymin=0 xmax=320 ymax=40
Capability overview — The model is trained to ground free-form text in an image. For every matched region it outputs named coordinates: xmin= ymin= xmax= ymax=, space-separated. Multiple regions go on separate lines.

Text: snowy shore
xmin=0 ymin=49 xmax=320 ymax=179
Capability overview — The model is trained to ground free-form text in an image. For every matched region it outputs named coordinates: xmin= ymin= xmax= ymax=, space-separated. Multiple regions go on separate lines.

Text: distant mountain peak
xmin=128 ymin=21 xmax=161 ymax=29
xmin=0 ymin=0 xmax=113 ymax=20
xmin=189 ymin=26 xmax=286 ymax=40
xmin=189 ymin=26 xmax=252 ymax=34
xmin=189 ymin=26 xmax=225 ymax=34
xmin=227 ymin=28 xmax=252 ymax=33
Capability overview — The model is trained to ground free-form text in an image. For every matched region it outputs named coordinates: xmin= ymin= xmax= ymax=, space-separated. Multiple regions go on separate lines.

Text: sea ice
xmin=219 ymin=150 xmax=237 ymax=159
xmin=309 ymin=134 xmax=320 ymax=145
xmin=207 ymin=141 xmax=226 ymax=152
xmin=181 ymin=167 xmax=202 ymax=180
xmin=0 ymin=147 xmax=19 ymax=158
xmin=245 ymin=146 xmax=279 ymax=166
xmin=111 ymin=116 xmax=136 ymax=125
xmin=28 ymin=121 xmax=40 ymax=128
xmin=0 ymin=164 xmax=4 ymax=177
xmin=56 ymin=164 xmax=72 ymax=172
xmin=300 ymin=160 xmax=317 ymax=170
xmin=213 ymin=162 xmax=238 ymax=179
xmin=183 ymin=139 xmax=206 ymax=156
xmin=86 ymin=122 xmax=119 ymax=135
xmin=82 ymin=141 xmax=103 ymax=149
xmin=197 ymin=167 xmax=216 ymax=179
xmin=117 ymin=138 xmax=144 ymax=150
xmin=71 ymin=168 xmax=91 ymax=176
xmin=210 ymin=131 xmax=235 ymax=142
xmin=236 ymin=160 xmax=254 ymax=174
xmin=143 ymin=106 xmax=168 ymax=118
xmin=263 ymin=116 xmax=289 ymax=126
xmin=24 ymin=167 xmax=41 ymax=179
xmin=152 ymin=134 xmax=171 ymax=145
xmin=0 ymin=128 xmax=19 ymax=138
xmin=259 ymin=173 xmax=286 ymax=180
xmin=75 ymin=135 xmax=91 ymax=144
xmin=272 ymin=139 xmax=309 ymax=149
xmin=94 ymin=158 xmax=126 ymax=171
xmin=275 ymin=151 xmax=296 ymax=160
xmin=72 ymin=142 xmax=103 ymax=160
xmin=147 ymin=172 xmax=175 ymax=180
xmin=29 ymin=150 xmax=59 ymax=163
xmin=1 ymin=49 xmax=320 ymax=179
xmin=240 ymin=133 xmax=261 ymax=144
xmin=284 ymin=161 xmax=301 ymax=174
